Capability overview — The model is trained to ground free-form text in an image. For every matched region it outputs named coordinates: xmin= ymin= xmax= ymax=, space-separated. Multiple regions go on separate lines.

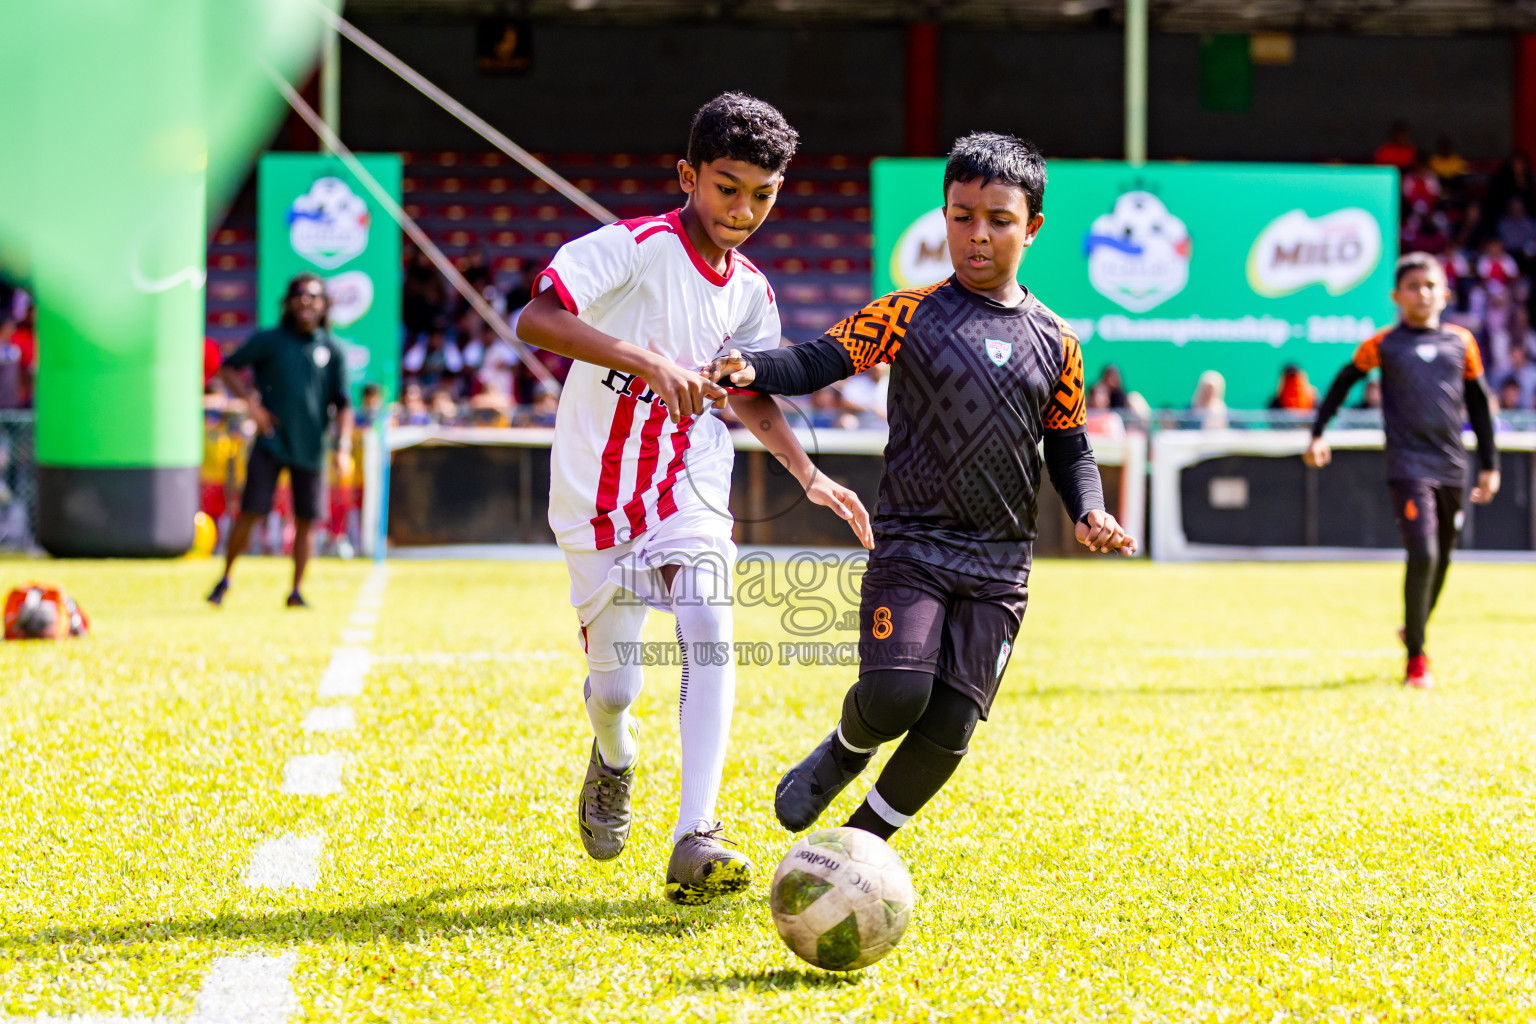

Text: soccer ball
xmin=769 ymin=827 xmax=914 ymax=971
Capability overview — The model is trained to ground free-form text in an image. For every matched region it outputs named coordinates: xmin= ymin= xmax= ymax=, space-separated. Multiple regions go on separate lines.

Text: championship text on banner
xmin=874 ymin=160 xmax=1399 ymax=409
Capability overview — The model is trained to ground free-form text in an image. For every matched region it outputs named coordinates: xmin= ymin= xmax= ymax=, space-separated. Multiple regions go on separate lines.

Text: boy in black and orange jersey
xmin=709 ymin=133 xmax=1136 ymax=841
xmin=1307 ymin=252 xmax=1499 ymax=690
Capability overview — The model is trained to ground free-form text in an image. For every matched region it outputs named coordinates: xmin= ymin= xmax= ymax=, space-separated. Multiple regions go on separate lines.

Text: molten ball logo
xmin=1246 ymin=208 xmax=1381 ymax=298
xmin=1083 ymin=191 xmax=1192 ymax=313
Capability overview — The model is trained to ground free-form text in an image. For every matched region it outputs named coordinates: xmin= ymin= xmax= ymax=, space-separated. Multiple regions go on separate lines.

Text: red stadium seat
xmin=487 ymin=204 xmax=521 ymax=222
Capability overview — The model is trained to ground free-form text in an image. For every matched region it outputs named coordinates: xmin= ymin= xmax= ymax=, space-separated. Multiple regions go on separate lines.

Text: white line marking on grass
xmin=0 ymin=954 xmax=299 ymax=1024
xmin=348 ymin=609 xmax=379 ymax=627
xmin=241 ymin=832 xmax=324 ymax=890
xmin=1161 ymin=648 xmax=1401 ymax=659
xmin=300 ymin=705 xmax=355 ymax=733
xmin=281 ymin=754 xmax=346 ymax=796
xmin=339 ymin=627 xmax=374 ymax=646
xmin=188 ymin=954 xmax=298 ymax=1024
xmin=317 ymin=647 xmax=370 ymax=698
xmin=373 ymin=650 xmax=568 ymax=664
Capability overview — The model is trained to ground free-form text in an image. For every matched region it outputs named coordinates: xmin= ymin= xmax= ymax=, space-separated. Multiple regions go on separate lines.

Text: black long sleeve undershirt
xmin=739 ymin=337 xmax=856 ymax=397
xmin=1043 ymin=431 xmax=1106 ymax=525
xmin=1311 ymin=364 xmax=1366 ymax=438
xmin=1464 ymin=375 xmax=1498 ymax=472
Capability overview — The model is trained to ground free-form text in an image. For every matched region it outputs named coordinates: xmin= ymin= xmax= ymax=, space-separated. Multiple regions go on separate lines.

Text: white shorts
xmin=563 ymin=501 xmax=736 ymax=629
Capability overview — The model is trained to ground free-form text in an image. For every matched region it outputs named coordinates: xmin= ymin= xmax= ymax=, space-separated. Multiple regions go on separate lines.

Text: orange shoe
xmin=1404 ymin=655 xmax=1434 ymax=690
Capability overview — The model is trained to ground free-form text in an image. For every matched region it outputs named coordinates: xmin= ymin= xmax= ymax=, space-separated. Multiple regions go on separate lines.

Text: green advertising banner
xmin=874 ymin=160 xmax=1399 ymax=408
xmin=258 ymin=153 xmax=402 ymax=402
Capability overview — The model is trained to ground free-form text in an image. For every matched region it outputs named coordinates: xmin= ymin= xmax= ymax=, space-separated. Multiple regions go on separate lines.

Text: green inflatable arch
xmin=0 ymin=0 xmax=333 ymax=556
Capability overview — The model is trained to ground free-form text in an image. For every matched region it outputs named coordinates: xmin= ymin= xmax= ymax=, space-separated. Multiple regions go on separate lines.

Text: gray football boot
xmin=774 ymin=730 xmax=874 ymax=832
xmin=576 ymin=731 xmax=637 ymax=861
xmin=663 ymin=824 xmax=754 ymax=905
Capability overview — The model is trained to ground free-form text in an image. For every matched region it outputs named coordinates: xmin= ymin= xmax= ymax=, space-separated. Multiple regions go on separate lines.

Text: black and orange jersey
xmin=1316 ymin=321 xmax=1496 ymax=485
xmin=739 ymin=275 xmax=1100 ymax=581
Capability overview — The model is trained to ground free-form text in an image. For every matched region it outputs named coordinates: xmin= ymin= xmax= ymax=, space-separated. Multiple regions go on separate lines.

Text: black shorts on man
xmin=241 ymin=444 xmax=323 ymax=521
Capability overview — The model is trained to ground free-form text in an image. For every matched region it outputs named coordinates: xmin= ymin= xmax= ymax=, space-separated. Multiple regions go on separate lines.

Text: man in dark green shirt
xmin=208 ymin=273 xmax=353 ymax=608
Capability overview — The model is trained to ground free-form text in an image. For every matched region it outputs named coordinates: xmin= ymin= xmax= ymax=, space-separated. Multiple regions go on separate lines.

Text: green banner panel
xmin=874 ymin=159 xmax=1399 ymax=409
xmin=258 ymin=153 xmax=402 ymax=403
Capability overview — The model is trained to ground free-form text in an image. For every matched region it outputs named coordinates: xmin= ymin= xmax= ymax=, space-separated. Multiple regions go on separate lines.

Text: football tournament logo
xmin=1246 ymin=208 xmax=1381 ymax=298
xmin=287 ymin=177 xmax=371 ymax=269
xmin=1083 ymin=191 xmax=1191 ymax=312
xmin=985 ymin=338 xmax=1011 ymax=366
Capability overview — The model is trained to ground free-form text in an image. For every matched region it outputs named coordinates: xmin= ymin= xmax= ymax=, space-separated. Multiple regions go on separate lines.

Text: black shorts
xmin=1389 ymin=480 xmax=1463 ymax=546
xmin=857 ymin=555 xmax=1028 ymax=718
xmin=242 ymin=445 xmax=323 ymax=521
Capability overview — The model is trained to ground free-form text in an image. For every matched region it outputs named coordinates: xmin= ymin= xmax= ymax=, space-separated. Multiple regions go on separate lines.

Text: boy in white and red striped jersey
xmin=518 ymin=93 xmax=872 ymax=905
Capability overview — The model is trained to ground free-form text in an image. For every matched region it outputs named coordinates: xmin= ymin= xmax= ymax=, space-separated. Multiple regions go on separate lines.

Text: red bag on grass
xmin=3 ymin=584 xmax=90 ymax=640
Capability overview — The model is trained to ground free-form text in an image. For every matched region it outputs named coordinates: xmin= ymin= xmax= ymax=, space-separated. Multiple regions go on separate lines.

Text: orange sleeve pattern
xmin=1351 ymin=330 xmax=1387 ymax=372
xmin=824 ymin=283 xmax=942 ymax=373
xmin=1449 ymin=325 xmax=1485 ymax=379
xmin=1042 ymin=324 xmax=1087 ymax=432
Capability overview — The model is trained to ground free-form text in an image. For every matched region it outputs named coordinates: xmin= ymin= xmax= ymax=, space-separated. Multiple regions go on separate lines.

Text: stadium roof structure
xmin=346 ymin=0 xmax=1536 ymax=34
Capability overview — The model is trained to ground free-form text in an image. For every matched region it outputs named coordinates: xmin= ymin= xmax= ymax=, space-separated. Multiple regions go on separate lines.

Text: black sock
xmin=1403 ymin=535 xmax=1438 ymax=659
xmin=844 ymin=687 xmax=979 ymax=839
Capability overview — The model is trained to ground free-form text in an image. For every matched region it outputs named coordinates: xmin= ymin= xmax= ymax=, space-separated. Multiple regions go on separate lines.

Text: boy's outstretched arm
xmin=518 ymin=289 xmax=725 ymax=423
xmin=1304 ymin=362 xmax=1367 ymax=467
xmin=705 ymin=336 xmax=855 ymax=396
xmin=1464 ymin=368 xmax=1501 ymax=504
xmin=728 ymin=392 xmax=874 ymax=548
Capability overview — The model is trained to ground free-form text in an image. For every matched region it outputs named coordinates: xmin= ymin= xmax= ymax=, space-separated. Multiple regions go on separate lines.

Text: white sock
xmin=584 ymin=667 xmax=641 ymax=770
xmin=670 ymin=568 xmax=734 ymax=844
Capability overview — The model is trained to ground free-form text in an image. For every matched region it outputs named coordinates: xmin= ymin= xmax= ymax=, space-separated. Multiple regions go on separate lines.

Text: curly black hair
xmin=943 ymin=132 xmax=1047 ymax=219
xmin=685 ymin=92 xmax=799 ymax=174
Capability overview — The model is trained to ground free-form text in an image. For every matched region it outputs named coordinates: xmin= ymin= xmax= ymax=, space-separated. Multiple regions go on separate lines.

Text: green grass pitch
xmin=2 ymin=555 xmax=1535 ymax=1022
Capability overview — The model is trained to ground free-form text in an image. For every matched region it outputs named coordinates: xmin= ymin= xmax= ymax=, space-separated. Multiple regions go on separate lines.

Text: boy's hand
xmin=805 ymin=474 xmax=873 ymax=549
xmin=248 ymin=401 xmax=278 ymax=437
xmin=645 ymin=356 xmax=727 ymax=422
xmin=1303 ymin=437 xmax=1331 ymax=468
xmin=703 ymin=348 xmax=756 ymax=388
xmin=333 ymin=446 xmax=354 ymax=482
xmin=1472 ymin=469 xmax=1501 ymax=504
xmin=1075 ymin=510 xmax=1137 ymax=556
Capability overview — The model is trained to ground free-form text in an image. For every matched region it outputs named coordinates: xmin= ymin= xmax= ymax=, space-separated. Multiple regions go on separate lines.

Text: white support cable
xmin=263 ymin=62 xmax=558 ymax=389
xmin=309 ymin=2 xmax=617 ymax=225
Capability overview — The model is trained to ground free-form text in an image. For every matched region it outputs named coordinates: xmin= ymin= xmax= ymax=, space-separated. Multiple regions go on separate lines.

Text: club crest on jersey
xmin=985 ymin=338 xmax=1011 ymax=366
xmin=1416 ymin=342 xmax=1438 ymax=363
xmin=995 ymin=640 xmax=1011 ymax=679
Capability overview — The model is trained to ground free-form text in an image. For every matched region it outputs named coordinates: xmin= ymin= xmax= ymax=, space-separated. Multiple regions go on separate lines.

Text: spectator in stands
xmin=400 ymin=382 xmax=432 ymax=426
xmin=403 ymin=328 xmax=465 ymax=395
xmin=1091 ymin=363 xmax=1151 ymax=427
xmin=522 ymin=380 xmax=561 ymax=427
xmin=1402 ymin=155 xmax=1441 ymax=212
xmin=203 ymin=336 xmax=223 ymax=389
xmin=840 ymin=364 xmax=888 ymax=423
xmin=402 ymin=248 xmax=447 ymax=347
xmin=357 ymin=382 xmax=384 ymax=429
xmin=1188 ymin=370 xmax=1229 ymax=429
xmin=1373 ymin=121 xmax=1416 ymax=169
xmin=1269 ymin=364 xmax=1317 ymax=412
xmin=1476 ymin=237 xmax=1521 ymax=294
xmin=1500 ymin=343 xmax=1536 ymax=409
xmin=1084 ymin=382 xmax=1124 ymax=439
xmin=1428 ymin=137 xmax=1468 ymax=181
xmin=1354 ymin=377 xmax=1383 ymax=410
xmin=474 ymin=327 xmax=521 ymax=404
xmin=1094 ymin=364 xmax=1127 ymax=407
xmin=0 ymin=316 xmax=28 ymax=410
xmin=4 ymin=304 xmax=36 ymax=409
xmin=1498 ymin=377 xmax=1524 ymax=413
xmin=1497 ymin=197 xmax=1536 ymax=265
xmin=1483 ymin=152 xmax=1536 ymax=231
xmin=430 ymin=387 xmax=461 ymax=426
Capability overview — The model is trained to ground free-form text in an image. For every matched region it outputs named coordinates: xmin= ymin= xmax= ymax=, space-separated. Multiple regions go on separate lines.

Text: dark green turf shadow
xmin=1016 ymin=674 xmax=1382 ymax=699
xmin=682 ymin=967 xmax=862 ymax=991
xmin=0 ymin=886 xmax=728 ymax=952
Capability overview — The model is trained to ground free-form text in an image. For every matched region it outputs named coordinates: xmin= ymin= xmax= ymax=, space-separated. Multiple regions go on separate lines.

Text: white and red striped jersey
xmin=533 ymin=209 xmax=781 ymax=551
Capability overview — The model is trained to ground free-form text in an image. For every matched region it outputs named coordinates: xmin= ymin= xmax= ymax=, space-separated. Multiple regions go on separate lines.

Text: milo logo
xmin=1246 ymin=208 xmax=1381 ymax=298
